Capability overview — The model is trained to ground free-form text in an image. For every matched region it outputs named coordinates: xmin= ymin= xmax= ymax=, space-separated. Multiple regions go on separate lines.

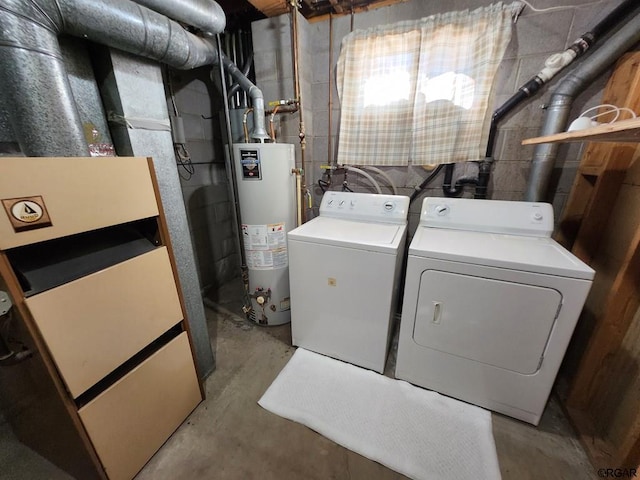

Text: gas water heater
xmin=233 ymin=143 xmax=296 ymax=326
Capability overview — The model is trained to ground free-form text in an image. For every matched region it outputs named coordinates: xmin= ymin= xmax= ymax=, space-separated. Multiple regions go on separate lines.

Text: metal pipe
xmin=525 ymin=11 xmax=640 ymax=201
xmin=216 ymin=34 xmax=247 ymax=274
xmin=130 ymin=0 xmax=225 ymax=35
xmin=290 ymin=2 xmax=307 ymax=221
xmin=227 ymin=52 xmax=254 ymax=102
xmin=328 ymin=13 xmax=334 ymax=176
xmin=218 ymin=53 xmax=270 ymax=142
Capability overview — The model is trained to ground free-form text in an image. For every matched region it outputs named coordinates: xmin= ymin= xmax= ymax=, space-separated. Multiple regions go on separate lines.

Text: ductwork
xmin=525 ymin=10 xmax=640 ymax=201
xmin=0 ymin=0 xmax=268 ymax=156
xmin=130 ymin=0 xmax=226 ymax=35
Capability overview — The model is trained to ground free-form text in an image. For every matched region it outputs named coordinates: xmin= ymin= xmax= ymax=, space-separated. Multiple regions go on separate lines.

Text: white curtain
xmin=336 ymin=2 xmax=522 ymax=166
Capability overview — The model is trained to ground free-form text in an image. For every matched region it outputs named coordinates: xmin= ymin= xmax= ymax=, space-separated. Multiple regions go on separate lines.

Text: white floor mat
xmin=258 ymin=348 xmax=501 ymax=480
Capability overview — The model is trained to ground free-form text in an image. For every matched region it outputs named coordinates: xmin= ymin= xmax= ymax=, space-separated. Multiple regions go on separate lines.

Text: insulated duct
xmin=525 ymin=11 xmax=640 ymax=201
xmin=0 ymin=0 xmax=269 ymax=155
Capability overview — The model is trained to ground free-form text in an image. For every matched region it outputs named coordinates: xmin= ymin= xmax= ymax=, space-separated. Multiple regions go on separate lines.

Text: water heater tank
xmin=233 ymin=143 xmax=296 ymax=326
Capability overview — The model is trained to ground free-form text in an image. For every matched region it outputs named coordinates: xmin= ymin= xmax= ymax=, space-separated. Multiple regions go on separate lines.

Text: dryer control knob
xmin=532 ymin=212 xmax=543 ymax=221
xmin=435 ymin=205 xmax=449 ymax=216
xmin=383 ymin=201 xmax=395 ymax=211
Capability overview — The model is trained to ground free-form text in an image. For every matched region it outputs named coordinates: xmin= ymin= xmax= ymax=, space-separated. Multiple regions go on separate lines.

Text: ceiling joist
xmin=247 ymin=0 xmax=407 ymax=22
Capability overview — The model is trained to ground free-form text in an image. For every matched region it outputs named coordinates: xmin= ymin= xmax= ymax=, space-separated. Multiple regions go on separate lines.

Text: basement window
xmin=336 ymin=2 xmax=522 ymax=167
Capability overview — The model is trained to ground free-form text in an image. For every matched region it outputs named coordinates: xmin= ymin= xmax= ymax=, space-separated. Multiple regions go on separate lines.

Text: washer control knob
xmin=327 ymin=199 xmax=334 ymax=206
xmin=339 ymin=200 xmax=345 ymax=207
xmin=532 ymin=212 xmax=543 ymax=221
xmin=435 ymin=205 xmax=449 ymax=216
xmin=350 ymin=200 xmax=356 ymax=207
xmin=383 ymin=201 xmax=395 ymax=211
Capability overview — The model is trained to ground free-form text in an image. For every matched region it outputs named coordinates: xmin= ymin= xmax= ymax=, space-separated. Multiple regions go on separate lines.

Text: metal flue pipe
xmin=525 ymin=11 xmax=640 ymax=201
xmin=217 ymin=53 xmax=271 ymax=141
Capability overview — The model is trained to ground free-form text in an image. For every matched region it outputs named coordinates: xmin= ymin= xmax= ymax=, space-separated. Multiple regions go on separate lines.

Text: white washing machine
xmin=395 ymin=198 xmax=594 ymax=425
xmin=288 ymin=191 xmax=409 ymax=373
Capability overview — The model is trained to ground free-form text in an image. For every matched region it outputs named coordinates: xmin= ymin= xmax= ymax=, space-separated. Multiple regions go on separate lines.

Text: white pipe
xmin=360 ymin=166 xmax=397 ymax=195
xmin=344 ymin=166 xmax=383 ymax=194
xmin=294 ymin=170 xmax=303 ymax=226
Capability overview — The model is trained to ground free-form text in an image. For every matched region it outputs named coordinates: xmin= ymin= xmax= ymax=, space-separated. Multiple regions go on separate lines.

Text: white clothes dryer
xmin=395 ymin=198 xmax=594 ymax=425
xmin=288 ymin=192 xmax=409 ymax=373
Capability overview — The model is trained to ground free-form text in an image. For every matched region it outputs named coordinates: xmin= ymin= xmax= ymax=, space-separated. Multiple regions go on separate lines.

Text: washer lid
xmin=288 ymin=216 xmax=406 ymax=254
xmin=409 ymin=227 xmax=594 ymax=280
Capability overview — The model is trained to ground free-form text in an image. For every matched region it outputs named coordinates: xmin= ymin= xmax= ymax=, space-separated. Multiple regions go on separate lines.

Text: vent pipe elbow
xmin=130 ymin=0 xmax=226 ymax=35
xmin=218 ymin=53 xmax=270 ymax=142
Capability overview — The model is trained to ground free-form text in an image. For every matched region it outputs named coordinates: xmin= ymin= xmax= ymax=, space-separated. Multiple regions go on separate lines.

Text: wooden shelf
xmin=522 ymin=117 xmax=640 ymax=145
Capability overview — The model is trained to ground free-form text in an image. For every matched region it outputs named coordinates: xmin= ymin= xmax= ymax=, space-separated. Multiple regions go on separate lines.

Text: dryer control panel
xmin=320 ymin=192 xmax=409 ymax=224
xmin=420 ymin=197 xmax=554 ymax=237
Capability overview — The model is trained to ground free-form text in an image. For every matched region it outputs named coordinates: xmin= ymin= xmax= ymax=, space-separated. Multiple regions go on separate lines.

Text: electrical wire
xmin=166 ymin=67 xmax=195 ymax=180
xmin=519 ymin=0 xmax=607 ymax=13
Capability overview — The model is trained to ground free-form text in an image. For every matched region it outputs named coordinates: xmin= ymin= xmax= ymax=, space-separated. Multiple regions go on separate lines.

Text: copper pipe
xmin=290 ymin=0 xmax=307 ymax=222
xmin=242 ymin=107 xmax=253 ymax=143
xmin=265 ymin=105 xmax=298 ymax=115
xmin=328 ymin=13 xmax=334 ymax=175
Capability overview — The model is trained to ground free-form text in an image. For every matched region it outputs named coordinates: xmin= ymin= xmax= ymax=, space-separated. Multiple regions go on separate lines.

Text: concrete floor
xmin=1 ymin=279 xmax=597 ymax=480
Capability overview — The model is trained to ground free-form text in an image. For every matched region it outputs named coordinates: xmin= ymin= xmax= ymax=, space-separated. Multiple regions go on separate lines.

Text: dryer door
xmin=413 ymin=269 xmax=562 ymax=375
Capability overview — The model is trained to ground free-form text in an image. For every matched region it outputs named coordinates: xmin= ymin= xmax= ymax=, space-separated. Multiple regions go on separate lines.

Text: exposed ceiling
xmin=218 ymin=0 xmax=402 ymax=30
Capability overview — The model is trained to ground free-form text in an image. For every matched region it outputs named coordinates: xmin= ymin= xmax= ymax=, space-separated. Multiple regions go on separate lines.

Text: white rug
xmin=258 ymin=348 xmax=501 ymax=480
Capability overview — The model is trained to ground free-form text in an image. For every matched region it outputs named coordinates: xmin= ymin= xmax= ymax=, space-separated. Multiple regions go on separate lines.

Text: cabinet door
xmin=26 ymin=247 xmax=183 ymax=397
xmin=79 ymin=333 xmax=201 ymax=480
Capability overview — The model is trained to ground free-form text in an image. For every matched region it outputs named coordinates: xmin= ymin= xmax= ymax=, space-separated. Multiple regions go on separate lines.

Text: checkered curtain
xmin=336 ymin=2 xmax=522 ymax=166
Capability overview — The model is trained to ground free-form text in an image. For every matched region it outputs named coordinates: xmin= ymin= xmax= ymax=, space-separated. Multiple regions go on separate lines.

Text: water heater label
xmin=242 ymin=222 xmax=288 ymax=270
xmin=240 ymin=149 xmax=262 ymax=180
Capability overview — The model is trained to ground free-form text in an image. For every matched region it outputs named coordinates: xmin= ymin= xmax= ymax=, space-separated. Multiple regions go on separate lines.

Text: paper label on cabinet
xmin=242 ymin=223 xmax=288 ymax=270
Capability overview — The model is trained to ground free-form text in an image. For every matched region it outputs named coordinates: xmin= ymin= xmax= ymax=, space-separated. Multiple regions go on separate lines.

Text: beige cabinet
xmin=0 ymin=157 xmax=203 ymax=480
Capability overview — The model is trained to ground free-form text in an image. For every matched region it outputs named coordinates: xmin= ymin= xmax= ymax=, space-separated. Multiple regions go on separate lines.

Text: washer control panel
xmin=420 ymin=197 xmax=554 ymax=237
xmin=321 ymin=192 xmax=409 ymax=224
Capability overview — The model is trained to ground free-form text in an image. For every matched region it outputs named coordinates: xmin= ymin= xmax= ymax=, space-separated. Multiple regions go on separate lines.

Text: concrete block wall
xmin=168 ymin=68 xmax=240 ymax=292
xmin=252 ymin=0 xmax=630 ymax=236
